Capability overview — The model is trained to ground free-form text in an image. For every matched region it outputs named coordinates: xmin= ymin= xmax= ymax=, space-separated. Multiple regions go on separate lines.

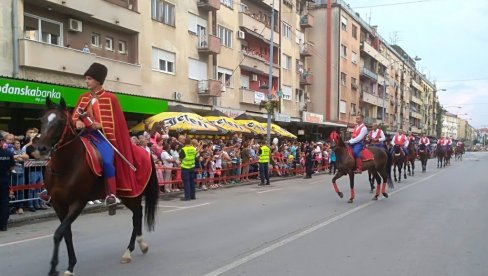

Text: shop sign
xmin=302 ymin=111 xmax=323 ymax=124
xmin=0 ymin=77 xmax=167 ymax=115
xmin=214 ymin=107 xmax=245 ymax=118
xmin=274 ymin=112 xmax=291 ymax=123
xmin=254 ymin=91 xmax=265 ymax=104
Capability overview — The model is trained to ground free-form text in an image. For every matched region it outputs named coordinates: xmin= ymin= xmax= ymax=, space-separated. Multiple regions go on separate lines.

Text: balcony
xmin=360 ymin=66 xmax=378 ymax=81
xmin=197 ymin=34 xmax=221 ymax=55
xmin=240 ymin=52 xmax=279 ymax=77
xmin=197 ymin=80 xmax=222 ymax=97
xmin=410 ymin=110 xmax=422 ymax=119
xmin=410 ymin=79 xmax=424 ymax=92
xmin=104 ymin=0 xmax=138 ymax=11
xmin=19 ymin=39 xmax=141 ymax=85
xmin=300 ymin=14 xmax=314 ymax=28
xmin=197 ymin=0 xmax=221 ymax=11
xmin=240 ymin=88 xmax=265 ymax=105
xmin=300 ymin=74 xmax=313 ymax=85
xmin=38 ymin=0 xmax=141 ymax=32
xmin=410 ymin=95 xmax=422 ymax=105
xmin=238 ymin=12 xmax=279 ymax=45
xmin=360 ymin=42 xmax=389 ymax=67
xmin=360 ymin=90 xmax=388 ymax=107
xmin=300 ymin=42 xmax=313 ymax=56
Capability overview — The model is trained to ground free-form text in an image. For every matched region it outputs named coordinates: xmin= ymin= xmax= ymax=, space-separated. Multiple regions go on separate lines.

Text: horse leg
xmin=332 ymin=171 xmax=346 ymax=199
xmin=403 ymin=161 xmax=408 ymax=179
xmin=398 ymin=164 xmax=402 ymax=183
xmin=347 ymin=172 xmax=355 ymax=203
xmin=121 ymin=197 xmax=148 ymax=264
xmin=64 ymin=225 xmax=76 ymax=276
xmin=411 ymin=161 xmax=415 ymax=176
xmin=49 ymin=201 xmax=85 ymax=276
xmin=368 ymin=171 xmax=375 ymax=193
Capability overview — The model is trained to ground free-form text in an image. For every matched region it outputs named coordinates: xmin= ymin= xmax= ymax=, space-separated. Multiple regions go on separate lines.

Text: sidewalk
xmin=9 ymin=171 xmax=332 ymax=226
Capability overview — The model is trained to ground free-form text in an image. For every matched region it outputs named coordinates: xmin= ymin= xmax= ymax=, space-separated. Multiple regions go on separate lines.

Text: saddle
xmin=347 ymin=147 xmax=374 ymax=162
xmin=80 ymin=137 xmax=103 ymax=177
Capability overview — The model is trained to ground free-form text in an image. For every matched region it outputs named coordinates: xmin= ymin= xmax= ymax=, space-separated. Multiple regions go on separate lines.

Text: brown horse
xmin=35 ymin=98 xmax=159 ymax=276
xmin=404 ymin=142 xmax=417 ymax=176
xmin=444 ymin=146 xmax=453 ymax=166
xmin=392 ymin=145 xmax=405 ymax=182
xmin=330 ymin=135 xmax=389 ymax=203
xmin=455 ymin=144 xmax=464 ymax=161
xmin=436 ymin=145 xmax=445 ymax=168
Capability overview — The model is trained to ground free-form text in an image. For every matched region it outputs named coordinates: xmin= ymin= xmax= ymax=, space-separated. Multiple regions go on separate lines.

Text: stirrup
xmin=39 ymin=189 xmax=51 ymax=204
xmin=104 ymin=195 xmax=117 ymax=206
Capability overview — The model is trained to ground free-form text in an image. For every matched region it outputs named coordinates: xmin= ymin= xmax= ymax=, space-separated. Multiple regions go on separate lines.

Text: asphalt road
xmin=1 ymin=152 xmax=487 ymax=276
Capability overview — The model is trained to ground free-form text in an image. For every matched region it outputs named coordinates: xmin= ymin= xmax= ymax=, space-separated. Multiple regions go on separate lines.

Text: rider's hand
xmin=75 ymin=120 xmax=85 ymax=130
xmin=91 ymin=122 xmax=102 ymax=130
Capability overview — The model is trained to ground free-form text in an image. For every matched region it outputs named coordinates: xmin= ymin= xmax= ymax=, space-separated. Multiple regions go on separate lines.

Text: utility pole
xmin=266 ymin=0 xmax=275 ymax=146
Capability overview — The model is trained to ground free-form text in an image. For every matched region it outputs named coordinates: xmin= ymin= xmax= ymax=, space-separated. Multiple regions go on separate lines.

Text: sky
xmin=342 ymin=0 xmax=488 ymax=128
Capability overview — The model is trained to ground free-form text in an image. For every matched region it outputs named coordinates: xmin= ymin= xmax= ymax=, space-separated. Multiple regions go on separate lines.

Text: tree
xmin=435 ymin=102 xmax=444 ymax=137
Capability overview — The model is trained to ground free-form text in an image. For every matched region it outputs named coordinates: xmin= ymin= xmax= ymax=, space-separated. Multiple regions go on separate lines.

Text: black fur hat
xmin=84 ymin=62 xmax=108 ymax=84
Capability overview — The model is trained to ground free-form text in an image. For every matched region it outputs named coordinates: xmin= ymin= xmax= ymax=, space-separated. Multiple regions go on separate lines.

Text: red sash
xmin=352 ymin=124 xmax=365 ymax=138
xmin=394 ymin=134 xmax=405 ymax=145
xmin=369 ymin=129 xmax=381 ymax=140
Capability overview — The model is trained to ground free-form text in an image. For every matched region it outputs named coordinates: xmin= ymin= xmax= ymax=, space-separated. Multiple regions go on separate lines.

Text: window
xmin=340 ymin=72 xmax=347 ymax=86
xmin=221 ymin=0 xmax=233 ymax=8
xmin=340 ymin=44 xmax=347 ymax=58
xmin=118 ymin=40 xmax=127 ymax=54
xmin=240 ymin=75 xmax=250 ymax=89
xmin=151 ymin=0 xmax=175 ymax=26
xmin=341 ymin=17 xmax=348 ymax=31
xmin=377 ymin=107 xmax=384 ymax=120
xmin=295 ymin=30 xmax=304 ymax=44
xmin=282 ymin=85 xmax=292 ymax=101
xmin=340 ymin=100 xmax=346 ymax=114
xmin=218 ymin=67 xmax=233 ymax=88
xmin=352 ymin=25 xmax=358 ymax=39
xmin=351 ymin=77 xmax=358 ymax=90
xmin=188 ymin=13 xmax=207 ymax=34
xmin=351 ymin=103 xmax=357 ymax=115
xmin=217 ymin=25 xmax=233 ymax=48
xmin=91 ymin=33 xmax=100 ymax=47
xmin=152 ymin=47 xmax=175 ymax=74
xmin=282 ymin=54 xmax=291 ymax=70
xmin=105 ymin=37 xmax=114 ymax=51
xmin=188 ymin=58 xmax=207 ymax=80
xmin=24 ymin=13 xmax=63 ymax=46
xmin=351 ymin=51 xmax=358 ymax=64
xmin=282 ymin=22 xmax=291 ymax=39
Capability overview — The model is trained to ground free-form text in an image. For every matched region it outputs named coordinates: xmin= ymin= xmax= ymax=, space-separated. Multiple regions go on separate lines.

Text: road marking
xmin=257 ymin=188 xmax=282 ymax=194
xmin=163 ymin=202 xmax=211 ymax=213
xmin=204 ymin=171 xmax=443 ymax=276
xmin=158 ymin=205 xmax=185 ymax=209
xmin=0 ymin=234 xmax=53 ymax=248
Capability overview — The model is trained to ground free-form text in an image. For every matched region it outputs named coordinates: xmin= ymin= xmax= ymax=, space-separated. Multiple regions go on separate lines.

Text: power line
xmin=352 ymin=0 xmax=436 ymax=9
xmin=436 ymin=78 xmax=488 ymax=83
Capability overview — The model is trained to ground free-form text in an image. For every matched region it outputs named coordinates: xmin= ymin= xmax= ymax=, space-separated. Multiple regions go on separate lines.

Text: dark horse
xmin=444 ymin=146 xmax=453 ymax=166
xmin=330 ymin=135 xmax=389 ymax=203
xmin=367 ymin=145 xmax=393 ymax=193
xmin=455 ymin=144 xmax=464 ymax=161
xmin=35 ymin=98 xmax=159 ymax=276
xmin=404 ymin=142 xmax=417 ymax=177
xmin=436 ymin=145 xmax=445 ymax=168
xmin=418 ymin=144 xmax=428 ymax=172
xmin=392 ymin=145 xmax=405 ymax=182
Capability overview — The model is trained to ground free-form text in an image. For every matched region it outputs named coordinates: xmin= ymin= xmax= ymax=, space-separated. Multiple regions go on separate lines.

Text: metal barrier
xmin=9 ymin=160 xmax=47 ymax=208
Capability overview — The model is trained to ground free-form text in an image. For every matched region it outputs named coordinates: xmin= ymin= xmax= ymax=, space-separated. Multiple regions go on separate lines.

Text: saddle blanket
xmin=347 ymin=147 xmax=374 ymax=162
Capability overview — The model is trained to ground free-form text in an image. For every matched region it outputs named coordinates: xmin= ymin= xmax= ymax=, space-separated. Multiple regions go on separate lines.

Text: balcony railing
xmin=19 ymin=39 xmax=141 ymax=86
xmin=197 ymin=34 xmax=221 ymax=54
xmin=240 ymin=88 xmax=264 ymax=105
xmin=240 ymin=52 xmax=279 ymax=77
xmin=300 ymin=73 xmax=313 ymax=85
xmin=300 ymin=14 xmax=314 ymax=28
xmin=238 ymin=12 xmax=279 ymax=44
xmin=360 ymin=41 xmax=389 ymax=67
xmin=197 ymin=0 xmax=221 ymax=11
xmin=198 ymin=80 xmax=222 ymax=97
xmin=300 ymin=43 xmax=313 ymax=56
xmin=360 ymin=66 xmax=378 ymax=81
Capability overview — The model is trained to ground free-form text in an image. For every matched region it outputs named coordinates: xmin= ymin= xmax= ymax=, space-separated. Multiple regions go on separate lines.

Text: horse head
xmin=393 ymin=144 xmax=402 ymax=155
xmin=419 ymin=143 xmax=426 ymax=151
xmin=36 ymin=97 xmax=70 ymax=158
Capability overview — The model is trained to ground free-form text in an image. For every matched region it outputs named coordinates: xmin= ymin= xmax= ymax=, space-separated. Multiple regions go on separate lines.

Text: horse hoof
xmin=338 ymin=192 xmax=344 ymax=198
xmin=140 ymin=244 xmax=149 ymax=255
xmin=382 ymin=193 xmax=389 ymax=198
xmin=121 ymin=249 xmax=132 ymax=264
xmin=64 ymin=271 xmax=75 ymax=276
xmin=372 ymin=195 xmax=378 ymax=201
xmin=347 ymin=199 xmax=354 ymax=203
xmin=48 ymin=271 xmax=59 ymax=276
xmin=369 ymin=189 xmax=374 ymax=194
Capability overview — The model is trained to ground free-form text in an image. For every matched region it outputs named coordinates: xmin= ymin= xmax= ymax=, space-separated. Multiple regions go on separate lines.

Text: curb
xmin=9 ymin=172 xmax=331 ymax=226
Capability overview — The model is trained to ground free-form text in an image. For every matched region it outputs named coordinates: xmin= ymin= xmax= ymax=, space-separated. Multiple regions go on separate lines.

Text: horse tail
xmin=144 ymin=158 xmax=159 ymax=232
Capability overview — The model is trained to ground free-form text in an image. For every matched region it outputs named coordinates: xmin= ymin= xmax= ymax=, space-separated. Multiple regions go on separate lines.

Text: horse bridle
xmin=46 ymin=111 xmax=85 ymax=157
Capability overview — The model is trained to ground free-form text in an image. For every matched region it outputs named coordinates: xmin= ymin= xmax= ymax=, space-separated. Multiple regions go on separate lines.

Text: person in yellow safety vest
xmin=258 ymin=142 xmax=270 ymax=186
xmin=179 ymin=136 xmax=197 ymax=201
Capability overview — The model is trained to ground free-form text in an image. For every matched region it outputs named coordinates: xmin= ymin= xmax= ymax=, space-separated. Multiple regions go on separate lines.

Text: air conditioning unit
xmin=251 ymin=74 xmax=258 ymax=81
xmin=237 ymin=30 xmax=245 ymax=40
xmin=173 ymin=91 xmax=183 ymax=100
xmin=68 ymin=19 xmax=82 ymax=32
xmin=198 ymin=80 xmax=209 ymax=94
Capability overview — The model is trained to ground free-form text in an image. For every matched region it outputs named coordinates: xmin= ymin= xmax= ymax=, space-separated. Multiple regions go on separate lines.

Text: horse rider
xmin=390 ymin=129 xmax=409 ymax=156
xmin=437 ymin=135 xmax=445 ymax=147
xmin=456 ymin=140 xmax=463 ymax=148
xmin=419 ymin=132 xmax=430 ymax=154
xmin=347 ymin=115 xmax=368 ymax=174
xmin=444 ymin=136 xmax=453 ymax=151
xmin=368 ymin=123 xmax=386 ymax=148
xmin=408 ymin=131 xmax=416 ymax=145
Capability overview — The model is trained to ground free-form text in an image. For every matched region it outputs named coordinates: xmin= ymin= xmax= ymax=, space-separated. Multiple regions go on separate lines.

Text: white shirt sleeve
xmin=426 ymin=139 xmax=430 ymax=146
xmin=391 ymin=135 xmax=396 ymax=146
xmin=404 ymin=137 xmax=409 ymax=147
xmin=348 ymin=126 xmax=368 ymax=144
xmin=379 ymin=130 xmax=386 ymax=142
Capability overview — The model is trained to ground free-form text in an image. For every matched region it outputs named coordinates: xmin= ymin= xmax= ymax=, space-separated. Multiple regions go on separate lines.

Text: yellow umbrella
xmin=272 ymin=124 xmax=297 ymax=139
xmin=131 ymin=112 xmax=219 ymax=133
xmin=206 ymin=116 xmax=252 ymax=134
xmin=236 ymin=120 xmax=270 ymax=135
